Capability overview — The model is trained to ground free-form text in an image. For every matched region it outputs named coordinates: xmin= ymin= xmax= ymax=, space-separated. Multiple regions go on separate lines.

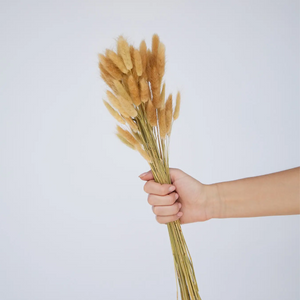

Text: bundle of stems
xmin=98 ymin=33 xmax=201 ymax=300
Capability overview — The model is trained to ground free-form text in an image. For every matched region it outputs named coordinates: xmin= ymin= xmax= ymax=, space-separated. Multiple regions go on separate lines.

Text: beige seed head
xmin=113 ymin=79 xmax=133 ymax=103
xmin=98 ymin=54 xmax=123 ymax=80
xmin=146 ymin=49 xmax=153 ymax=81
xmin=133 ymin=49 xmax=143 ymax=76
xmin=150 ymin=66 xmax=161 ymax=108
xmin=173 ymin=91 xmax=181 ymax=120
xmin=146 ymin=100 xmax=157 ymax=127
xmin=158 ymin=107 xmax=167 ymax=139
xmin=139 ymin=77 xmax=150 ymax=103
xmin=117 ymin=95 xmax=137 ymax=118
xmin=125 ymin=117 xmax=138 ymax=132
xmin=99 ymin=64 xmax=118 ymax=94
xmin=151 ymin=34 xmax=160 ymax=64
xmin=165 ymin=94 xmax=173 ymax=134
xmin=116 ymin=132 xmax=135 ymax=150
xmin=106 ymin=90 xmax=129 ymax=117
xmin=103 ymin=100 xmax=125 ymax=124
xmin=129 ymin=46 xmax=139 ymax=83
xmin=127 ymin=75 xmax=141 ymax=106
xmin=157 ymin=42 xmax=165 ymax=84
xmin=106 ymin=49 xmax=128 ymax=74
xmin=136 ymin=144 xmax=152 ymax=163
xmin=117 ymin=35 xmax=133 ymax=70
xmin=139 ymin=40 xmax=147 ymax=76
xmin=160 ymin=82 xmax=166 ymax=108
xmin=116 ymin=125 xmax=138 ymax=146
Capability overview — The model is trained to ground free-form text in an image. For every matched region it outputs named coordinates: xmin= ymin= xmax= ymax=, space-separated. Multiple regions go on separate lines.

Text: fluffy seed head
xmin=139 ymin=78 xmax=150 ymax=103
xmin=127 ymin=75 xmax=141 ymax=106
xmin=117 ymin=95 xmax=137 ymax=118
xmin=113 ymin=79 xmax=133 ymax=103
xmin=134 ymin=49 xmax=143 ymax=76
xmin=160 ymin=82 xmax=166 ymax=108
xmin=157 ymin=42 xmax=165 ymax=84
xmin=99 ymin=64 xmax=118 ymax=94
xmin=136 ymin=144 xmax=152 ymax=163
xmin=151 ymin=34 xmax=160 ymax=64
xmin=116 ymin=125 xmax=138 ymax=146
xmin=158 ymin=107 xmax=167 ymax=139
xmin=103 ymin=100 xmax=125 ymax=124
xmin=117 ymin=35 xmax=133 ymax=70
xmin=116 ymin=132 xmax=135 ymax=150
xmin=173 ymin=91 xmax=181 ymax=120
xmin=139 ymin=40 xmax=147 ymax=77
xmin=165 ymin=94 xmax=173 ymax=134
xmin=106 ymin=90 xmax=129 ymax=117
xmin=106 ymin=49 xmax=128 ymax=74
xmin=146 ymin=100 xmax=157 ymax=127
xmin=150 ymin=66 xmax=161 ymax=108
xmin=98 ymin=54 xmax=123 ymax=80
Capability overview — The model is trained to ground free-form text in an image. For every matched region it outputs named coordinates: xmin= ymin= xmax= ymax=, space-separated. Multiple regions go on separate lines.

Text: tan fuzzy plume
xmin=146 ymin=100 xmax=157 ymax=127
xmin=158 ymin=107 xmax=167 ymax=139
xmin=139 ymin=40 xmax=147 ymax=77
xmin=125 ymin=117 xmax=138 ymax=132
xmin=99 ymin=64 xmax=118 ymax=94
xmin=98 ymin=54 xmax=123 ymax=80
xmin=151 ymin=34 xmax=160 ymax=64
xmin=113 ymin=79 xmax=133 ymax=103
xmin=134 ymin=48 xmax=143 ymax=76
xmin=128 ymin=75 xmax=141 ymax=106
xmin=103 ymin=100 xmax=125 ymax=124
xmin=129 ymin=46 xmax=139 ymax=83
xmin=160 ymin=82 xmax=166 ymax=108
xmin=116 ymin=132 xmax=135 ymax=150
xmin=106 ymin=49 xmax=128 ymax=74
xmin=173 ymin=91 xmax=181 ymax=120
xmin=139 ymin=78 xmax=150 ymax=103
xmin=106 ymin=90 xmax=129 ymax=117
xmin=146 ymin=49 xmax=153 ymax=81
xmin=157 ymin=42 xmax=165 ymax=84
xmin=116 ymin=125 xmax=138 ymax=146
xmin=117 ymin=95 xmax=137 ymax=118
xmin=136 ymin=144 xmax=152 ymax=163
xmin=117 ymin=35 xmax=133 ymax=70
xmin=150 ymin=66 xmax=162 ymax=108
xmin=165 ymin=94 xmax=173 ymax=134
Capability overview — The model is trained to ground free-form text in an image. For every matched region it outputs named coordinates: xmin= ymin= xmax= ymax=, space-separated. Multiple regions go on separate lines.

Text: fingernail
xmin=177 ymin=212 xmax=183 ymax=217
xmin=139 ymin=172 xmax=147 ymax=178
xmin=175 ymin=193 xmax=179 ymax=200
xmin=178 ymin=203 xmax=182 ymax=208
xmin=169 ymin=186 xmax=176 ymax=192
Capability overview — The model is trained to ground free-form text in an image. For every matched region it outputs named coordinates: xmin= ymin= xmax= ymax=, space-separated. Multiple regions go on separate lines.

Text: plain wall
xmin=0 ymin=0 xmax=299 ymax=299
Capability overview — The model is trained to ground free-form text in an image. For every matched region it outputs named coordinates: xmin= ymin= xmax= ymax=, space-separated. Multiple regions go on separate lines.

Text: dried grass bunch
xmin=98 ymin=33 xmax=201 ymax=300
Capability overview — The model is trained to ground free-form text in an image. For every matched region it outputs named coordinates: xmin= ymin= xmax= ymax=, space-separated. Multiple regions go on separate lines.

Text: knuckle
xmin=147 ymin=194 xmax=153 ymax=205
xmin=152 ymin=206 xmax=158 ymax=214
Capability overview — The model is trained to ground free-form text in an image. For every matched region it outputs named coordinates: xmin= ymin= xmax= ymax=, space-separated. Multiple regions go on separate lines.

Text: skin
xmin=139 ymin=167 xmax=300 ymax=225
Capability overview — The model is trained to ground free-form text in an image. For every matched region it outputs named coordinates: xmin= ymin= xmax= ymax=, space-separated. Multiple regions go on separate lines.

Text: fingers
xmin=152 ymin=202 xmax=182 ymax=216
xmin=144 ymin=180 xmax=175 ymax=195
xmin=156 ymin=212 xmax=183 ymax=224
xmin=139 ymin=170 xmax=154 ymax=181
xmin=148 ymin=192 xmax=178 ymax=206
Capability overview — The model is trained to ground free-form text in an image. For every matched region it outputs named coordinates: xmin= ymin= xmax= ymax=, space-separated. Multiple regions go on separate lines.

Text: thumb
xmin=138 ymin=170 xmax=154 ymax=181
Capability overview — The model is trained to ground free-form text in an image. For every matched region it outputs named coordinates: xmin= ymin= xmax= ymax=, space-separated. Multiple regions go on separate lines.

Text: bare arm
xmin=140 ymin=167 xmax=300 ymax=224
xmin=214 ymin=167 xmax=300 ymax=219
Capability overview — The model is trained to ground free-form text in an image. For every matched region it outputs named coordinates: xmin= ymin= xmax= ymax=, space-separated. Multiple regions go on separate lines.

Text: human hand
xmin=139 ymin=168 xmax=220 ymax=224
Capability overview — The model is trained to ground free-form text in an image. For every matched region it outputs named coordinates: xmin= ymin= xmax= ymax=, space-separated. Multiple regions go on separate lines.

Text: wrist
xmin=203 ymin=183 xmax=224 ymax=220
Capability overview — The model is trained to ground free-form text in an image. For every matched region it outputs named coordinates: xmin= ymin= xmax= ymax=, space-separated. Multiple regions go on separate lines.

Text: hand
xmin=139 ymin=168 xmax=220 ymax=224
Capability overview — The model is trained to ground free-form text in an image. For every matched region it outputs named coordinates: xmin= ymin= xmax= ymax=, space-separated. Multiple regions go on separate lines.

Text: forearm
xmin=210 ymin=167 xmax=300 ymax=219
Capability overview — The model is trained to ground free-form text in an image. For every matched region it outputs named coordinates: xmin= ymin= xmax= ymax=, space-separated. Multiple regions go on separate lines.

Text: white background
xmin=0 ymin=1 xmax=299 ymax=299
